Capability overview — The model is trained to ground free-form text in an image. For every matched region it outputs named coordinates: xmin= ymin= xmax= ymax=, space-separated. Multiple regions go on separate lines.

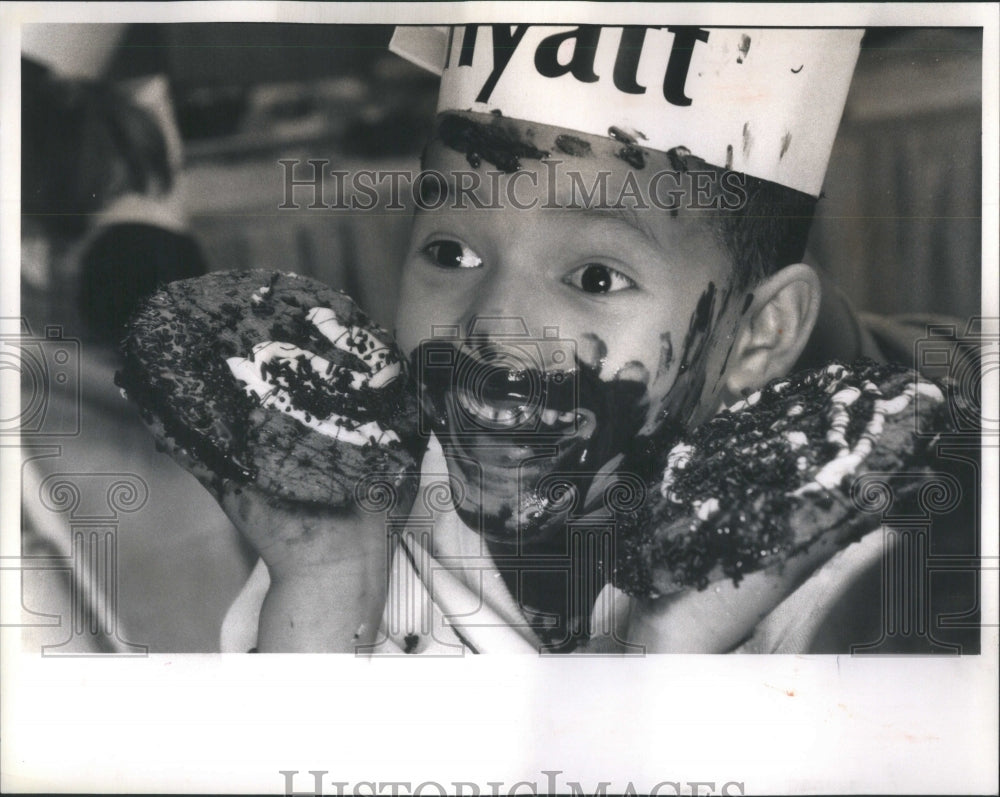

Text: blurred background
xmin=812 ymin=27 xmax=982 ymax=322
xmin=17 ymin=24 xmax=984 ymax=652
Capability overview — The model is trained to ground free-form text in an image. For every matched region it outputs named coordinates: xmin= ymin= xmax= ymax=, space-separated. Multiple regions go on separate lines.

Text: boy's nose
xmin=458 ymin=265 xmax=551 ymax=341
xmin=464 ymin=315 xmax=532 ymax=339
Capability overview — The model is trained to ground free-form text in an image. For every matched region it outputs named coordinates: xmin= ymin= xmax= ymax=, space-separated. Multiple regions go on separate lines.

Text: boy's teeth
xmin=455 ymin=386 xmax=580 ymax=431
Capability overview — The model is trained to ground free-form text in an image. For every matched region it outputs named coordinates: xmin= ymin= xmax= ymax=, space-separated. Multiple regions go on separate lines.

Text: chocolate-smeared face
xmin=396 ymin=112 xmax=739 ymax=543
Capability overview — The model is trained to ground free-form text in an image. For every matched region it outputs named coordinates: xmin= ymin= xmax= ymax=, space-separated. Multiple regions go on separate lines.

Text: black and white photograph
xmin=1 ymin=2 xmax=997 ymax=794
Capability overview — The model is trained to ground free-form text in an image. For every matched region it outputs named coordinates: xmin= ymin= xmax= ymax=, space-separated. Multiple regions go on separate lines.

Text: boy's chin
xmin=439 ymin=449 xmax=591 ymax=546
xmin=452 ymin=483 xmax=572 ymax=546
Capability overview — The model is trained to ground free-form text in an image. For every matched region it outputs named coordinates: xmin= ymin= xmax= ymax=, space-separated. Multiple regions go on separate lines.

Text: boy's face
xmin=396 ymin=113 xmax=742 ymax=544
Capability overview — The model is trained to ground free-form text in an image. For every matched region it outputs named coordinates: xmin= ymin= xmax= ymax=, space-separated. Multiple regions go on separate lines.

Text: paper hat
xmin=391 ymin=25 xmax=862 ymax=197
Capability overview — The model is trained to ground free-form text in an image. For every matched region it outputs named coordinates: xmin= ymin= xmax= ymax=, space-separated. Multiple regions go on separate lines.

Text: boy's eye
xmin=422 ymin=240 xmax=483 ymax=270
xmin=563 ymin=263 xmax=636 ymax=294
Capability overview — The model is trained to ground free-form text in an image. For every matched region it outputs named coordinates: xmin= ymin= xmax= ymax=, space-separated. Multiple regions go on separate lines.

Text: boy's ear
xmin=721 ymin=263 xmax=822 ymax=404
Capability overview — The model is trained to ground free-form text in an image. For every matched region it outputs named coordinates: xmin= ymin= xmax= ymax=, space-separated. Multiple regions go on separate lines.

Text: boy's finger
xmin=628 ymin=534 xmax=846 ymax=653
xmin=307 ymin=306 xmax=398 ymax=383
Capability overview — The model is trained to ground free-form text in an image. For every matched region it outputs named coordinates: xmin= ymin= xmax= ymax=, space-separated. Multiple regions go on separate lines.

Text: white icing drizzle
xmin=914 ymin=380 xmax=945 ymax=403
xmin=826 ymin=385 xmax=863 ymax=448
xmin=659 ymin=442 xmax=695 ymax=499
xmin=830 ymin=386 xmax=863 ymax=406
xmin=249 ymin=341 xmax=369 ymax=390
xmin=226 ymin=344 xmax=399 ymax=447
xmin=219 ymin=301 xmax=409 ymax=448
xmin=877 ymin=391 xmax=915 ymax=416
xmin=784 ymin=430 xmax=809 ymax=450
xmin=306 ymin=307 xmax=398 ymax=388
xmin=794 ymin=382 xmax=921 ymax=496
xmin=694 ymin=497 xmax=720 ymax=520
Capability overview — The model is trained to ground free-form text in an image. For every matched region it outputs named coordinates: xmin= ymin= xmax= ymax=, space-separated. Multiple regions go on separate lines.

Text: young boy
xmin=220 ymin=25 xmax=873 ymax=653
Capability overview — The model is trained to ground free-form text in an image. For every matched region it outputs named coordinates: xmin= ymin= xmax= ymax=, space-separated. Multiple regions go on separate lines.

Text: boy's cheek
xmin=394 ymin=264 xmax=448 ymax=355
xmin=636 ymin=282 xmax=743 ymax=436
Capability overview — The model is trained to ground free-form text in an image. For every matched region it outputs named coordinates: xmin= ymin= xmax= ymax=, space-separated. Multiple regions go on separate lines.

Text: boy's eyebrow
xmin=415 ymin=171 xmax=663 ymax=247
xmin=416 ymin=172 xmax=458 ymax=206
xmin=571 ymin=204 xmax=662 ymax=247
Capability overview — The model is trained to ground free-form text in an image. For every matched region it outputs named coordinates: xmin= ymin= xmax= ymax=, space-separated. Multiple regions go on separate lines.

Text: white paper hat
xmin=391 ymin=25 xmax=863 ymax=197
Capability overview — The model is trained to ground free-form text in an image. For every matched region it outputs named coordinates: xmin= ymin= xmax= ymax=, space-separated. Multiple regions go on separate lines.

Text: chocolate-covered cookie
xmin=118 ymin=270 xmax=422 ymax=506
xmin=614 ymin=360 xmax=958 ymax=597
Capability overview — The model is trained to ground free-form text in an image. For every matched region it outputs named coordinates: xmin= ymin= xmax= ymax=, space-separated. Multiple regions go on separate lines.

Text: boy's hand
xmin=215 ymin=483 xmax=389 ymax=581
xmin=212 ymin=304 xmax=418 ymax=576
xmin=625 ymin=523 xmax=855 ymax=652
xmin=214 ymin=483 xmax=393 ymax=652
xmin=209 ymin=308 xmax=420 ymax=650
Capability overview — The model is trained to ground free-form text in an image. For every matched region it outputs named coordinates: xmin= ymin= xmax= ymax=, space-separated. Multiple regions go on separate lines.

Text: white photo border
xmin=1 ymin=3 xmax=997 ymax=794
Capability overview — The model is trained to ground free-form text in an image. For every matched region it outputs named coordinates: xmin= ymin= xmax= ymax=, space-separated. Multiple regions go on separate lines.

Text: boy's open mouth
xmin=411 ymin=340 xmax=651 ymax=541
xmin=452 ymin=383 xmax=581 ymax=432
xmin=448 ymin=362 xmax=589 ymax=442
xmin=415 ymin=341 xmax=599 ymax=456
xmin=444 ymin=388 xmax=599 ymax=472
